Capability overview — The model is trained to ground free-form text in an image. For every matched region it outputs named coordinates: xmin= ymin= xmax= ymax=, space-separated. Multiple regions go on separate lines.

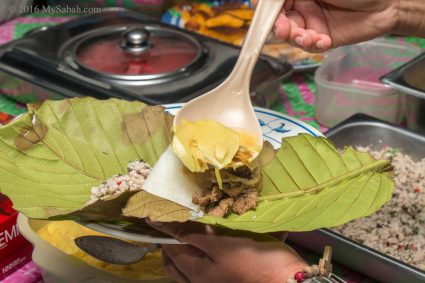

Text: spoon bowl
xmin=174 ymin=0 xmax=287 ymax=147
xmin=75 ymin=235 xmax=159 ymax=265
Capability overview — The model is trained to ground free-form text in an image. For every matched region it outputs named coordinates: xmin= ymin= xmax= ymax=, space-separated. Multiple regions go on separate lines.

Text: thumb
xmin=146 ymin=220 xmax=190 ymax=243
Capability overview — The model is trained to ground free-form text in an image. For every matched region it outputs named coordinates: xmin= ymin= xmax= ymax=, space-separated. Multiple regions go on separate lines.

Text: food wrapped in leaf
xmin=0 ymin=98 xmax=394 ymax=233
xmin=170 ymin=118 xmax=263 ymax=217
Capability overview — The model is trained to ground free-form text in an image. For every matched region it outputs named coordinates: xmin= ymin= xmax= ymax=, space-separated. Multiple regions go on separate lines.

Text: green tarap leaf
xmin=198 ymin=134 xmax=394 ymax=232
xmin=0 ymin=98 xmax=394 ymax=234
xmin=0 ymin=98 xmax=173 ymax=219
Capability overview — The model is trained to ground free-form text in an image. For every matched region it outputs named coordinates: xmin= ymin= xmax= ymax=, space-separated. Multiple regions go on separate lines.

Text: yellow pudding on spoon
xmin=172 ymin=120 xmax=261 ymax=173
xmin=173 ymin=0 xmax=287 ymax=161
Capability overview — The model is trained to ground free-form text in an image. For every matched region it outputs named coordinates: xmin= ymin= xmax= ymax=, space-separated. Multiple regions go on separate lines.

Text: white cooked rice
xmin=333 ymin=146 xmax=425 ymax=270
xmin=89 ymin=160 xmax=151 ymax=202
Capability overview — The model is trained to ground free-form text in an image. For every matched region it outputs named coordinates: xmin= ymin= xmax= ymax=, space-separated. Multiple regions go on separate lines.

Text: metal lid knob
xmin=120 ymin=28 xmax=152 ymax=53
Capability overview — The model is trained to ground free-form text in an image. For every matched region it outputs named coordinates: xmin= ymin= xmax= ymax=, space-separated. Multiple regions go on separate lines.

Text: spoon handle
xmin=227 ymin=0 xmax=286 ymax=90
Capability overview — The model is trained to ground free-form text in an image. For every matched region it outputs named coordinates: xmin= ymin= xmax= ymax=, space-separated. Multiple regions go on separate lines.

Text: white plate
xmin=82 ymin=104 xmax=323 ymax=244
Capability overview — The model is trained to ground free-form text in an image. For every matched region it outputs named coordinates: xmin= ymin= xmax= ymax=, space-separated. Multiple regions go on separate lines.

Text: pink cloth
xmin=2 ymin=261 xmax=43 ymax=283
xmin=0 ymin=16 xmax=71 ymax=45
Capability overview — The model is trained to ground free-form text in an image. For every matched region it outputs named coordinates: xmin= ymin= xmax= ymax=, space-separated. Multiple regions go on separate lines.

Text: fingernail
xmin=316 ymin=40 xmax=324 ymax=49
xmin=295 ymin=36 xmax=303 ymax=47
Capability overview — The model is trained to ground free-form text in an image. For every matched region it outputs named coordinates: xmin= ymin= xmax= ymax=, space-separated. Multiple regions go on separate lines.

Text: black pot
xmin=0 ymin=9 xmax=292 ymax=107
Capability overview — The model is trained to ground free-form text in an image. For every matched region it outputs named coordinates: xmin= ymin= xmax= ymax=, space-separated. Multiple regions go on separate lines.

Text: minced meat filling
xmin=192 ymin=167 xmax=260 ymax=217
xmin=232 ymin=188 xmax=258 ymax=215
xmin=207 ymin=198 xmax=234 ymax=218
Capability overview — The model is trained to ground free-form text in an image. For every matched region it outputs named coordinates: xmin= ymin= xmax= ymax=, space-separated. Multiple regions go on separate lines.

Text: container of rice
xmin=333 ymin=146 xmax=425 ymax=270
xmin=287 ymin=116 xmax=425 ymax=283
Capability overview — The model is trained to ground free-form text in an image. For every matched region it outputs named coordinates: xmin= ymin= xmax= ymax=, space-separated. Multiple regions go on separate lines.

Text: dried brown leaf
xmin=123 ymin=191 xmax=192 ymax=222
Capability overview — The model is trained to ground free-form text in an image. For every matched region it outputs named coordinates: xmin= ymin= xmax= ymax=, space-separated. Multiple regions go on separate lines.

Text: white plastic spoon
xmin=174 ymin=0 xmax=286 ymax=147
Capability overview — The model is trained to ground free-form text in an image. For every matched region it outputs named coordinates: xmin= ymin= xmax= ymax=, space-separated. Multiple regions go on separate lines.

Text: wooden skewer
xmin=319 ymin=246 xmax=333 ymax=277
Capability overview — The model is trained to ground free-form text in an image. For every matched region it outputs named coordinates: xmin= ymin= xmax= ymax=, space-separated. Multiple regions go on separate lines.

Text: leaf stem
xmin=258 ymin=159 xmax=391 ymax=202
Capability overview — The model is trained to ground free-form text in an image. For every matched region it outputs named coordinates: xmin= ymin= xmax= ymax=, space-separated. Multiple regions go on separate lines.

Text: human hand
xmin=255 ymin=0 xmax=399 ymax=52
xmin=147 ymin=220 xmax=307 ymax=283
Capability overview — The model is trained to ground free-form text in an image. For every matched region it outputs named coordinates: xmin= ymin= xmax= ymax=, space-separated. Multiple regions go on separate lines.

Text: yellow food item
xmin=224 ymin=9 xmax=254 ymax=21
xmin=172 ymin=120 xmax=260 ymax=173
xmin=178 ymin=3 xmax=253 ymax=45
xmin=198 ymin=27 xmax=247 ymax=45
xmin=37 ymin=221 xmax=166 ymax=281
xmin=262 ymin=42 xmax=325 ymax=63
xmin=192 ymin=12 xmax=207 ymax=26
xmin=238 ymin=130 xmax=261 ymax=151
xmin=205 ymin=14 xmax=245 ymax=29
xmin=194 ymin=3 xmax=216 ymax=18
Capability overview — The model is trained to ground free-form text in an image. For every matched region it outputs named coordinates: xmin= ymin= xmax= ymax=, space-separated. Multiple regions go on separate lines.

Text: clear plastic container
xmin=315 ymin=38 xmax=421 ymax=127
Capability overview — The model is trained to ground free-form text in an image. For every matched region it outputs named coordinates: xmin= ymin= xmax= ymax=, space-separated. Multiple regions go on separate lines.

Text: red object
xmin=0 ymin=194 xmax=32 ymax=261
xmin=126 ymin=61 xmax=155 ymax=75
xmin=1 ymin=198 xmax=14 ymax=215
xmin=77 ymin=35 xmax=198 ymax=75
xmin=0 ymin=112 xmax=14 ymax=124
xmin=294 ymin=271 xmax=307 ymax=282
xmin=0 ymin=243 xmax=33 ymax=280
